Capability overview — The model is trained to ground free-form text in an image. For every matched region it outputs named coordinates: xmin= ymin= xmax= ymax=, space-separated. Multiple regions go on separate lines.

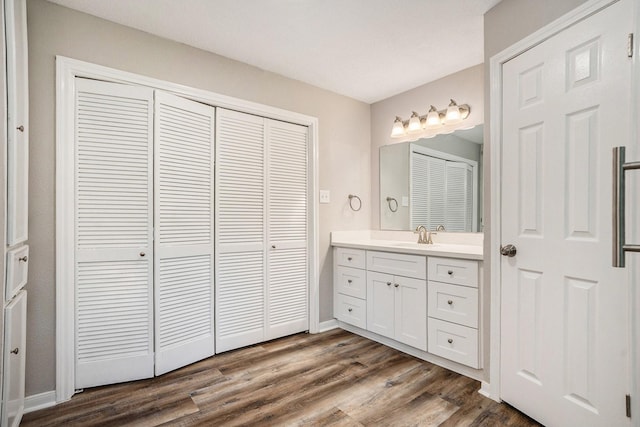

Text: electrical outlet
xmin=319 ymin=190 xmax=330 ymax=204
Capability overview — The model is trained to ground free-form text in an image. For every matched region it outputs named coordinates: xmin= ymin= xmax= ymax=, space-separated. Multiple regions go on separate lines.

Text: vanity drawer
xmin=367 ymin=251 xmax=426 ymax=280
xmin=335 ymin=266 xmax=366 ymax=299
xmin=6 ymin=245 xmax=29 ymax=301
xmin=335 ymin=247 xmax=366 ymax=269
xmin=428 ymin=257 xmax=478 ymax=287
xmin=335 ymin=293 xmax=366 ymax=329
xmin=428 ymin=282 xmax=478 ymax=328
xmin=428 ymin=318 xmax=479 ymax=368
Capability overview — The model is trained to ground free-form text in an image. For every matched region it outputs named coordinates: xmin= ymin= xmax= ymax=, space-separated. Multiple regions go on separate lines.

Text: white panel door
xmin=5 ymin=0 xmax=28 ymax=245
xmin=394 ymin=276 xmax=427 ymax=351
xmin=265 ymin=120 xmax=308 ymax=339
xmin=215 ymin=109 xmax=266 ymax=352
xmin=501 ymin=1 xmax=632 ymax=425
xmin=366 ymin=271 xmax=395 ymax=339
xmin=154 ymin=92 xmax=215 ymax=375
xmin=74 ymin=78 xmax=154 ymax=388
xmin=3 ymin=291 xmax=26 ymax=427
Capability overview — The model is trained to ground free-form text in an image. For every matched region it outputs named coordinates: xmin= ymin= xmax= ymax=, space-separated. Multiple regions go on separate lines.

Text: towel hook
xmin=386 ymin=197 xmax=398 ymax=212
xmin=348 ymin=194 xmax=362 ymax=211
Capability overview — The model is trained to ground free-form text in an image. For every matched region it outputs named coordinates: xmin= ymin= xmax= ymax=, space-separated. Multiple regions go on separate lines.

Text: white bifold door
xmin=215 ymin=108 xmax=309 ymax=352
xmin=74 ymin=78 xmax=215 ymax=388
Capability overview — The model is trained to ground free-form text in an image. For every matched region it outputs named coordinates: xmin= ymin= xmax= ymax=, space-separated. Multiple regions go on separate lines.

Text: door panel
xmin=154 ymin=92 xmax=215 ymax=375
xmin=3 ymin=291 xmax=26 ymax=427
xmin=500 ymin=1 xmax=632 ymax=425
xmin=394 ymin=277 xmax=427 ymax=351
xmin=366 ymin=271 xmax=395 ymax=338
xmin=74 ymin=78 xmax=154 ymax=388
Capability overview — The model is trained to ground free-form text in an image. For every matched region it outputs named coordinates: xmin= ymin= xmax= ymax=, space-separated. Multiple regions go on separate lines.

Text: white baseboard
xmin=317 ymin=319 xmax=338 ymax=333
xmin=25 ymin=390 xmax=57 ymax=413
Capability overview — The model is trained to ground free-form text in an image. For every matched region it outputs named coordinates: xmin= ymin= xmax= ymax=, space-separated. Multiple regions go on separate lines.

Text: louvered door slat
xmin=266 ymin=120 xmax=309 ymax=339
xmin=215 ymin=109 xmax=266 ymax=352
xmin=74 ymin=78 xmax=154 ymax=389
xmin=154 ymin=91 xmax=215 ymax=375
xmin=445 ymin=161 xmax=470 ymax=232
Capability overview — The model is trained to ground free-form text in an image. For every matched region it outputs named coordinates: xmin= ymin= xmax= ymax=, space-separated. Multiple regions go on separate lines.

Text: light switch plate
xmin=319 ymin=190 xmax=330 ymax=204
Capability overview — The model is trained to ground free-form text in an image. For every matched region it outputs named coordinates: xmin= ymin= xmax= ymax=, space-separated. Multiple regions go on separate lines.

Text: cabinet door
xmin=366 ymin=271 xmax=395 ymax=339
xmin=215 ymin=109 xmax=266 ymax=352
xmin=395 ymin=277 xmax=427 ymax=351
xmin=5 ymin=0 xmax=28 ymax=245
xmin=74 ymin=79 xmax=154 ymax=388
xmin=266 ymin=120 xmax=308 ymax=340
xmin=154 ymin=92 xmax=215 ymax=375
xmin=3 ymin=291 xmax=26 ymax=427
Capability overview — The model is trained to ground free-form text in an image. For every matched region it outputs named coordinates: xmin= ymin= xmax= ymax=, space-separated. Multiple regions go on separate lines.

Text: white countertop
xmin=331 ymin=230 xmax=483 ymax=261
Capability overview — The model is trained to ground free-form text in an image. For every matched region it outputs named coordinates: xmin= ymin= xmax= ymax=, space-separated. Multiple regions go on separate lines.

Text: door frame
xmin=488 ymin=1 xmax=640 ymax=421
xmin=55 ymin=56 xmax=320 ymax=403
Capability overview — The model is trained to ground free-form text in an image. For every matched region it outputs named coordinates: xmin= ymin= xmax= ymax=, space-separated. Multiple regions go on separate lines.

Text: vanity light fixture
xmin=390 ymin=99 xmax=471 ymax=138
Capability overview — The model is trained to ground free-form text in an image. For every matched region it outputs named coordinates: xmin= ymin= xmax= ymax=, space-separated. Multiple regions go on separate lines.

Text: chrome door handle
xmin=500 ymin=244 xmax=517 ymax=257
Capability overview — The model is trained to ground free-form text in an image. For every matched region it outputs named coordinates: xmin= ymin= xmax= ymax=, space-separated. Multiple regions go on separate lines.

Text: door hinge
xmin=627 ymin=394 xmax=632 ymax=418
xmin=628 ymin=33 xmax=634 ymax=58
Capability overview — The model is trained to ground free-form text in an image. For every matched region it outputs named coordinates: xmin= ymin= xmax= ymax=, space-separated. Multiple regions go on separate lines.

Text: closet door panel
xmin=6 ymin=0 xmax=28 ymax=245
xmin=74 ymin=79 xmax=154 ymax=388
xmin=154 ymin=92 xmax=215 ymax=375
xmin=216 ymin=109 xmax=266 ymax=352
xmin=266 ymin=121 xmax=308 ymax=339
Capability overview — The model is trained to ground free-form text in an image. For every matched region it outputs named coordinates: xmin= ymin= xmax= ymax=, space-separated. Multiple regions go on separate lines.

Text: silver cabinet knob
xmin=447 ymin=300 xmax=453 ymax=305
xmin=447 ymin=338 xmax=453 ymax=344
xmin=348 ymin=308 xmax=353 ymax=312
xmin=140 ymin=252 xmax=146 ymax=257
xmin=500 ymin=244 xmax=517 ymax=257
xmin=347 ymin=279 xmax=352 ymax=284
xmin=16 ymin=125 xmax=24 ymax=132
xmin=386 ymin=282 xmax=392 ymax=286
xmin=347 ymin=257 xmax=353 ymax=261
xmin=18 ymin=256 xmax=28 ymax=262
xmin=10 ymin=348 xmax=19 ymax=355
xmin=447 ymin=270 xmax=453 ymax=275
xmin=394 ymin=283 xmax=399 ymax=288
xmin=272 ymin=245 xmax=276 ymax=249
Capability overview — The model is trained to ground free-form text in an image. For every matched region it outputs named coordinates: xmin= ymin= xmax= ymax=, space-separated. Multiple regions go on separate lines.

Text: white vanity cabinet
xmin=333 ymin=248 xmax=367 ymax=329
xmin=427 ymin=256 xmax=480 ymax=368
xmin=366 ymin=251 xmax=427 ymax=351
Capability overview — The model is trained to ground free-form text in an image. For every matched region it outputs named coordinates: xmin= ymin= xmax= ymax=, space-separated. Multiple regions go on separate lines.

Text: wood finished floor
xmin=22 ymin=329 xmax=542 ymax=427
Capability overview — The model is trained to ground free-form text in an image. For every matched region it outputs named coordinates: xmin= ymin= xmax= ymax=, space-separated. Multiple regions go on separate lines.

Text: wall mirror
xmin=380 ymin=125 xmax=483 ymax=232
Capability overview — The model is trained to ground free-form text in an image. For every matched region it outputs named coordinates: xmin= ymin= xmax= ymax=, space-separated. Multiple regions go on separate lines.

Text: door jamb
xmin=487 ymin=0 xmax=637 ymax=411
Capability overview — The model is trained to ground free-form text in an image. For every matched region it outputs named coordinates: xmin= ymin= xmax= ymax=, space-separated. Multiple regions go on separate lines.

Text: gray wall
xmin=27 ymin=0 xmax=371 ymax=396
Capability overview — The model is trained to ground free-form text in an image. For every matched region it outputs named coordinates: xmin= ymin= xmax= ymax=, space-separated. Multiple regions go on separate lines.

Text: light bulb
xmin=390 ymin=116 xmax=405 ymax=137
xmin=445 ymin=99 xmax=462 ymax=124
xmin=426 ymin=105 xmax=441 ymax=128
xmin=408 ymin=111 xmax=421 ymax=132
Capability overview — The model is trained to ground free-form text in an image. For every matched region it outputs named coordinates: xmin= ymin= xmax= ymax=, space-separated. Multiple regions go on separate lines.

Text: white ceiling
xmin=47 ymin=0 xmax=501 ymax=104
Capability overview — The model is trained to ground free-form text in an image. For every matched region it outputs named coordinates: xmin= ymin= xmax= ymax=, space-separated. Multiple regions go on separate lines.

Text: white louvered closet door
xmin=74 ymin=79 xmax=154 ymax=388
xmin=215 ymin=109 xmax=266 ymax=352
xmin=154 ymin=92 xmax=215 ymax=375
xmin=265 ymin=120 xmax=308 ymax=340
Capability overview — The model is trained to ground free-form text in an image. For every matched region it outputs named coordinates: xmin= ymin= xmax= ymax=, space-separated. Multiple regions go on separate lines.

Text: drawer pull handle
xmin=394 ymin=283 xmax=399 ymax=288
xmin=140 ymin=252 xmax=146 ymax=257
xmin=386 ymin=282 xmax=392 ymax=286
xmin=347 ymin=257 xmax=353 ymax=261
xmin=10 ymin=348 xmax=19 ymax=355
xmin=348 ymin=308 xmax=353 ymax=312
xmin=447 ymin=300 xmax=453 ymax=305
xmin=347 ymin=279 xmax=353 ymax=284
xmin=447 ymin=338 xmax=453 ymax=344
xmin=447 ymin=270 xmax=454 ymax=275
xmin=18 ymin=256 xmax=28 ymax=262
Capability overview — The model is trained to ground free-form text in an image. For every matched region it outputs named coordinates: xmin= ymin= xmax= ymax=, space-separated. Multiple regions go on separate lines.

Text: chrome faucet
xmin=415 ymin=225 xmax=428 ymax=244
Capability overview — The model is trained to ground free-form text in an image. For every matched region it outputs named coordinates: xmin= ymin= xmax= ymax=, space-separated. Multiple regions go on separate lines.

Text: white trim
xmin=488 ymin=0 xmax=625 ymax=404
xmin=24 ymin=391 xmax=58 ymax=413
xmin=55 ymin=56 xmax=320 ymax=402
xmin=317 ymin=319 xmax=339 ymax=333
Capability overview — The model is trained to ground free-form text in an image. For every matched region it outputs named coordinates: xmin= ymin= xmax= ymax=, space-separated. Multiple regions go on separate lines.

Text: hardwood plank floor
xmin=22 ymin=329 xmax=542 ymax=426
